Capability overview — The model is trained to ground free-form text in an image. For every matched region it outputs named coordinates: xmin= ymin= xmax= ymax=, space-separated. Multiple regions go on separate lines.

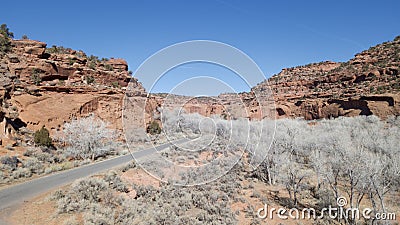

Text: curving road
xmin=0 ymin=140 xmax=186 ymax=216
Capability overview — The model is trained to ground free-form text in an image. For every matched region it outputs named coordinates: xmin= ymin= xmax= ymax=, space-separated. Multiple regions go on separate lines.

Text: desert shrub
xmin=57 ymin=196 xmax=87 ymax=214
xmin=68 ymin=58 xmax=76 ymax=65
xmin=44 ymin=163 xmax=73 ymax=174
xmin=146 ymin=120 xmax=161 ymax=135
xmin=51 ymin=189 xmax=65 ymax=200
xmin=34 ymin=126 xmax=52 ymax=147
xmin=21 ymin=34 xmax=28 ymax=40
xmin=120 ymin=161 xmax=136 ymax=172
xmin=83 ymin=203 xmax=116 ymax=225
xmin=250 ymin=115 xmax=400 ymax=220
xmin=104 ymin=64 xmax=113 ymax=71
xmin=126 ymin=167 xmax=239 ymax=224
xmin=30 ymin=68 xmax=42 ymax=85
xmin=111 ymin=81 xmax=120 ymax=88
xmin=85 ymin=75 xmax=95 ymax=84
xmin=71 ymin=178 xmax=108 ymax=202
xmin=45 ymin=45 xmax=58 ymax=54
xmin=12 ymin=167 xmax=32 ymax=179
xmin=5 ymin=145 xmax=14 ymax=151
xmin=44 ymin=45 xmax=71 ymax=54
xmin=23 ymin=158 xmax=44 ymax=174
xmin=0 ymin=24 xmax=14 ymax=38
xmin=24 ymin=147 xmax=61 ymax=164
xmin=0 ymin=24 xmax=13 ymax=54
xmin=103 ymin=170 xmax=129 ymax=193
xmin=57 ymin=177 xmax=108 ymax=213
xmin=0 ymin=156 xmax=20 ymax=171
xmin=125 ymin=127 xmax=149 ymax=144
xmin=88 ymin=61 xmax=96 ymax=70
xmin=44 ymin=167 xmax=54 ymax=174
xmin=0 ymin=35 xmax=11 ymax=54
xmin=35 ymin=151 xmax=59 ymax=163
xmin=0 ymin=171 xmax=5 ymax=183
xmin=87 ymin=55 xmax=99 ymax=62
xmin=55 ymin=161 xmax=242 ymax=224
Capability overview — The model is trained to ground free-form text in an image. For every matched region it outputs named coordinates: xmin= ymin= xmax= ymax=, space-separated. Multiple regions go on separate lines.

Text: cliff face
xmin=137 ymin=37 xmax=400 ymax=123
xmin=251 ymin=36 xmax=400 ymax=120
xmin=1 ymin=35 xmax=399 ymax=148
xmin=151 ymin=36 xmax=400 ymax=121
xmin=0 ymin=39 xmax=146 ymax=144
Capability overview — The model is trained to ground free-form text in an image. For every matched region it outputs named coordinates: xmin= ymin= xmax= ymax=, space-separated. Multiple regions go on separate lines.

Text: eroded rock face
xmin=11 ymin=40 xmax=47 ymax=58
xmin=1 ymin=35 xmax=399 ymax=146
xmin=12 ymin=91 xmax=136 ymax=133
xmin=0 ymin=38 xmax=146 ymax=141
xmin=250 ymin=37 xmax=400 ymax=120
xmin=107 ymin=58 xmax=128 ymax=71
xmin=152 ymin=37 xmax=400 ymax=121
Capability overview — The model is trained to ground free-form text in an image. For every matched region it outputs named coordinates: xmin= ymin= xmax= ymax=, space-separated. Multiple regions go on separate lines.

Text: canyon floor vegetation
xmin=11 ymin=113 xmax=400 ymax=225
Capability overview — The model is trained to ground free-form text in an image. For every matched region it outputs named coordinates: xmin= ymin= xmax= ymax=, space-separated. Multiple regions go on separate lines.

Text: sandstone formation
xmin=151 ymin=36 xmax=400 ymax=121
xmin=252 ymin=36 xmax=400 ymax=120
xmin=0 ymin=38 xmax=146 ymax=145
xmin=1 ymin=33 xmax=399 ymax=150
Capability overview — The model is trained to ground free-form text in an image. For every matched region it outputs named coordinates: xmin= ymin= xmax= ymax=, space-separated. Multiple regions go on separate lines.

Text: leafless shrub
xmin=0 ymin=156 xmax=20 ymax=171
xmin=120 ymin=161 xmax=136 ymax=172
xmin=83 ymin=203 xmax=116 ymax=225
xmin=57 ymin=177 xmax=108 ymax=213
xmin=12 ymin=167 xmax=32 ymax=179
xmin=23 ymin=158 xmax=44 ymax=174
xmin=54 ymin=113 xmax=400 ymax=224
xmin=51 ymin=189 xmax=65 ymax=200
xmin=251 ymin=115 xmax=400 ymax=224
xmin=125 ymin=127 xmax=149 ymax=145
xmin=104 ymin=170 xmax=129 ymax=193
xmin=58 ymin=163 xmax=242 ymax=224
xmin=0 ymin=171 xmax=5 ymax=184
xmin=24 ymin=147 xmax=63 ymax=164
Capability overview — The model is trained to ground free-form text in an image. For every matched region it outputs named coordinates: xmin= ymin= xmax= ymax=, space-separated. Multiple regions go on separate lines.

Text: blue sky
xmin=1 ymin=0 xmax=399 ymax=95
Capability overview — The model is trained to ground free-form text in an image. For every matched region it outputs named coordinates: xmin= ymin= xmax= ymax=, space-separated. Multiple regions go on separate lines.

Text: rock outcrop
xmin=0 ymin=38 xmax=146 ymax=144
xmin=1 ymin=34 xmax=399 ymax=149
xmin=250 ymin=36 xmax=400 ymax=120
xmin=150 ymin=36 xmax=400 ymax=121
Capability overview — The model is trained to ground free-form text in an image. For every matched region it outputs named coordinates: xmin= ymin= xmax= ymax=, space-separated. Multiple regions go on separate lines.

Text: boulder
xmin=108 ymin=58 xmax=128 ymax=71
xmin=11 ymin=39 xmax=46 ymax=57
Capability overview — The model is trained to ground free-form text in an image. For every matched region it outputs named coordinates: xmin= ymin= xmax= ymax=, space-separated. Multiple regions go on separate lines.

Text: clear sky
xmin=1 ymin=0 xmax=399 ymax=96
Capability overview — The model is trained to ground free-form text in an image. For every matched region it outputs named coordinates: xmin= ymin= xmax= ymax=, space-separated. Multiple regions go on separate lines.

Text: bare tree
xmin=280 ymin=153 xmax=309 ymax=207
xmin=161 ymin=109 xmax=400 ymax=222
xmin=58 ymin=115 xmax=116 ymax=161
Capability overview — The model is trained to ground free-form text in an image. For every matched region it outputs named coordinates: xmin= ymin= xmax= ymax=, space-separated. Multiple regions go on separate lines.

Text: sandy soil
xmin=4 ymin=191 xmax=76 ymax=225
xmin=4 ymin=168 xmax=400 ymax=225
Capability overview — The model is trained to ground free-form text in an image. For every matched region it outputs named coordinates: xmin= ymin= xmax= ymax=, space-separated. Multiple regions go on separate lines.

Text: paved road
xmin=0 ymin=140 xmax=185 ymax=213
